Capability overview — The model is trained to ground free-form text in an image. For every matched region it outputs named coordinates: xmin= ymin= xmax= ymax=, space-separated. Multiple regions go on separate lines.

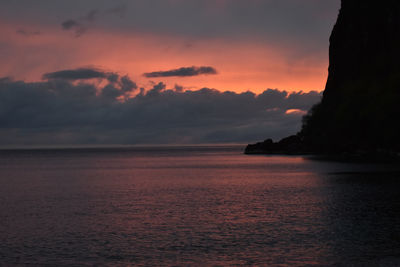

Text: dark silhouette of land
xmin=246 ymin=0 xmax=400 ymax=161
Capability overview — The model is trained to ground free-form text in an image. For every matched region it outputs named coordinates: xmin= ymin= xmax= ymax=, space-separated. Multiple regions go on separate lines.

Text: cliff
xmin=246 ymin=0 xmax=400 ymax=158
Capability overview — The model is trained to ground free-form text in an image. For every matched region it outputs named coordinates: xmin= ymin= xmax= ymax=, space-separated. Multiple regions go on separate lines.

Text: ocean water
xmin=1 ymin=145 xmax=400 ymax=266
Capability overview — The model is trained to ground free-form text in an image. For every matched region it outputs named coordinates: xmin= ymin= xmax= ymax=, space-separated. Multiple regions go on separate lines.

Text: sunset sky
xmin=0 ymin=0 xmax=339 ymax=93
xmin=0 ymin=0 xmax=340 ymax=145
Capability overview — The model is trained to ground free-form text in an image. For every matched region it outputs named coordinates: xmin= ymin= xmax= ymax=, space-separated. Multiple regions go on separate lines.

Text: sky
xmin=0 ymin=0 xmax=340 ymax=146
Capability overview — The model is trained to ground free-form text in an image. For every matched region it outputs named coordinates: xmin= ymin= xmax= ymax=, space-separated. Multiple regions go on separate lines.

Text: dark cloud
xmin=16 ymin=29 xmax=41 ymax=37
xmin=42 ymin=68 xmax=137 ymax=93
xmin=42 ymin=68 xmax=112 ymax=81
xmin=84 ymin=9 xmax=98 ymax=21
xmin=60 ymin=5 xmax=127 ymax=37
xmin=0 ymin=77 xmax=12 ymax=83
xmin=144 ymin=66 xmax=218 ymax=78
xmin=41 ymin=68 xmax=137 ymax=101
xmin=174 ymin=84 xmax=184 ymax=92
xmin=61 ymin=20 xmax=79 ymax=29
xmin=0 ymin=75 xmax=320 ymax=146
xmin=61 ymin=19 xmax=86 ymax=37
xmin=61 ymin=9 xmax=97 ymax=37
xmin=119 ymin=75 xmax=137 ymax=92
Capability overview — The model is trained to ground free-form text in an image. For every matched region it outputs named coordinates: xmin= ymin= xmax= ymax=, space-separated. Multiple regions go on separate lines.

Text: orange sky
xmin=0 ymin=21 xmax=328 ymax=94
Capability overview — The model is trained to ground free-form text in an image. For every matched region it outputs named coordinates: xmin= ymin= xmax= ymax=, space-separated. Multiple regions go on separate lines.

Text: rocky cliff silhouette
xmin=246 ymin=0 xmax=400 ymax=159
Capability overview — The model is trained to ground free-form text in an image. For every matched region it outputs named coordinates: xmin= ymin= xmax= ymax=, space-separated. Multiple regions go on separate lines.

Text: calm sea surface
xmin=1 ymin=145 xmax=400 ymax=266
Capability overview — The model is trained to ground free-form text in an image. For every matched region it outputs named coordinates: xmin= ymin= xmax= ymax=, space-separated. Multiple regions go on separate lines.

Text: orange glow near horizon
xmin=0 ymin=21 xmax=328 ymax=94
xmin=285 ymin=109 xmax=308 ymax=115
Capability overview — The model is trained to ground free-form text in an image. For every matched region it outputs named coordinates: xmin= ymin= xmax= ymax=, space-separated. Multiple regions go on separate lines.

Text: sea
xmin=1 ymin=145 xmax=400 ymax=266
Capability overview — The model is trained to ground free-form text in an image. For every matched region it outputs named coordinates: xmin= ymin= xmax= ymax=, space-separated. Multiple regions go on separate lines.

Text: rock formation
xmin=246 ymin=0 xmax=400 ymax=158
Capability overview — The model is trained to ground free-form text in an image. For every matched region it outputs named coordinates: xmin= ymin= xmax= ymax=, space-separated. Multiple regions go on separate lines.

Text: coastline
xmin=244 ymin=138 xmax=400 ymax=163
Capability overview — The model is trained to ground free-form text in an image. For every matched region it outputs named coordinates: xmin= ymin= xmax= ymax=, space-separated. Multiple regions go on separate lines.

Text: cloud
xmin=61 ymin=19 xmax=86 ymax=37
xmin=61 ymin=6 xmax=127 ymax=37
xmin=144 ymin=66 xmax=218 ymax=78
xmin=41 ymin=68 xmax=137 ymax=102
xmin=43 ymin=68 xmax=107 ymax=80
xmin=285 ymin=109 xmax=307 ymax=115
xmin=41 ymin=68 xmax=137 ymax=92
xmin=84 ymin=9 xmax=98 ymax=21
xmin=0 ymin=77 xmax=11 ymax=83
xmin=16 ymin=29 xmax=41 ymax=37
xmin=42 ymin=67 xmax=119 ymax=81
xmin=0 ymin=73 xmax=321 ymax=146
xmin=61 ymin=9 xmax=98 ymax=37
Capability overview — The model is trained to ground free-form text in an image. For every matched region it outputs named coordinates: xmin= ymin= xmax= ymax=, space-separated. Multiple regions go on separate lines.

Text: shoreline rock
xmin=245 ymin=137 xmax=400 ymax=162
